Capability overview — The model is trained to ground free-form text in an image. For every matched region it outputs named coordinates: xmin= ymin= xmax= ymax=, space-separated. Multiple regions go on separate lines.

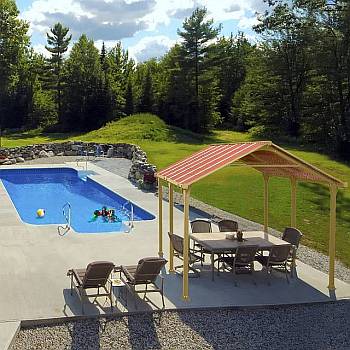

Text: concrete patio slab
xmin=0 ymin=321 xmax=20 ymax=350
xmin=0 ymin=162 xmax=349 ymax=324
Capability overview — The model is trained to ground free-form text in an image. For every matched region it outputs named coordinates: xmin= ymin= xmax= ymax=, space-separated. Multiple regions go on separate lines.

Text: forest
xmin=1 ymin=0 xmax=350 ymax=158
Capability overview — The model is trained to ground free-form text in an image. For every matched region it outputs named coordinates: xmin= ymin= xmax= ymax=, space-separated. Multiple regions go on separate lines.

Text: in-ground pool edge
xmin=0 ymin=165 xmax=155 ymax=234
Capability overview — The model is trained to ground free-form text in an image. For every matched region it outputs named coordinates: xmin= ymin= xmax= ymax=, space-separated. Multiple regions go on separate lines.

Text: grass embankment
xmin=2 ymin=114 xmax=350 ymax=266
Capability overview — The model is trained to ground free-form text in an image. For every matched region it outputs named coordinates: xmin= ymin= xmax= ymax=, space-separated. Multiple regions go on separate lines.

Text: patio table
xmin=189 ymin=231 xmax=291 ymax=281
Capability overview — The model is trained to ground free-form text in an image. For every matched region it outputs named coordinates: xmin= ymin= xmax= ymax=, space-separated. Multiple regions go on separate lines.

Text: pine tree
xmin=100 ymin=41 xmax=108 ymax=80
xmin=125 ymin=78 xmax=134 ymax=115
xmin=45 ymin=22 xmax=71 ymax=124
xmin=0 ymin=0 xmax=29 ymax=141
xmin=139 ymin=67 xmax=154 ymax=113
xmin=177 ymin=7 xmax=221 ymax=130
xmin=63 ymin=34 xmax=104 ymax=130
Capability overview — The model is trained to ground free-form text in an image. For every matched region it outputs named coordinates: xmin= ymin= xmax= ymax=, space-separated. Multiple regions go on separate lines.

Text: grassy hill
xmin=2 ymin=114 xmax=350 ymax=266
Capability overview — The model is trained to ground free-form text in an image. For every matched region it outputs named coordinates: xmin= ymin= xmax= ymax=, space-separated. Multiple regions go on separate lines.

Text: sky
xmin=17 ymin=0 xmax=268 ymax=62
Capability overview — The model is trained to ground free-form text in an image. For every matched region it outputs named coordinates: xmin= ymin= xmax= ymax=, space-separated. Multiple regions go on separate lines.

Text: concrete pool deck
xmin=0 ymin=161 xmax=349 ymax=329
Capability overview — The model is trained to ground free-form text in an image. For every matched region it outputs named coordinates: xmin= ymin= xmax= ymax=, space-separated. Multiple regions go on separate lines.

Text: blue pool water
xmin=0 ymin=168 xmax=155 ymax=233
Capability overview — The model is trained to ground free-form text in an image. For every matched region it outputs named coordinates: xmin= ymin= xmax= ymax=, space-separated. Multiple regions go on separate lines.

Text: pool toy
xmin=37 ymin=208 xmax=45 ymax=218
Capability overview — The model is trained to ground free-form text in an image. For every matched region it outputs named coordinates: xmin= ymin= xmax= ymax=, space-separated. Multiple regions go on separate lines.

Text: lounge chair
xmin=168 ymin=232 xmax=203 ymax=277
xmin=218 ymin=219 xmax=238 ymax=232
xmin=67 ymin=261 xmax=114 ymax=313
xmin=94 ymin=144 xmax=106 ymax=157
xmin=255 ymin=245 xmax=292 ymax=284
xmin=282 ymin=227 xmax=303 ymax=274
xmin=221 ymin=245 xmax=258 ymax=286
xmin=120 ymin=257 xmax=167 ymax=309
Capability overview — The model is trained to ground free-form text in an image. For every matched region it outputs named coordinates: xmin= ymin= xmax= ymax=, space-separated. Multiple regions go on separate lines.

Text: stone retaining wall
xmin=0 ymin=141 xmax=157 ymax=190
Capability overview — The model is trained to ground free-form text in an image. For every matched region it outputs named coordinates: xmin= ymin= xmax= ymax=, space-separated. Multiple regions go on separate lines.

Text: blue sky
xmin=17 ymin=0 xmax=266 ymax=62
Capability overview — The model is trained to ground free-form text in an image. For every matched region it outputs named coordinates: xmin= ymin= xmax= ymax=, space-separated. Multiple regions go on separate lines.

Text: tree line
xmin=1 ymin=0 xmax=350 ymax=158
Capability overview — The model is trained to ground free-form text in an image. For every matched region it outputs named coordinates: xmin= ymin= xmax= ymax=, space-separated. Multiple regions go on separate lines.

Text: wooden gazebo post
xmin=158 ymin=178 xmax=163 ymax=257
xmin=290 ymin=177 xmax=297 ymax=227
xmin=328 ymin=184 xmax=338 ymax=290
xmin=263 ymin=174 xmax=270 ymax=235
xmin=182 ymin=187 xmax=191 ymax=300
xmin=168 ymin=183 xmax=175 ymax=272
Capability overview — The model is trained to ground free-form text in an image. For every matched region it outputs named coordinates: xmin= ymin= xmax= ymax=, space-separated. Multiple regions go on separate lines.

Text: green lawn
xmin=2 ymin=114 xmax=350 ymax=266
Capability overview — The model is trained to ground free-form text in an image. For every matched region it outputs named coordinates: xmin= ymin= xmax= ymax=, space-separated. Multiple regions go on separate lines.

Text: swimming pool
xmin=0 ymin=168 xmax=155 ymax=233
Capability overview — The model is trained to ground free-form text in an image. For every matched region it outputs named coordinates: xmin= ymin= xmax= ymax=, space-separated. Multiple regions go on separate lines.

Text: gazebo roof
xmin=156 ymin=141 xmax=347 ymax=189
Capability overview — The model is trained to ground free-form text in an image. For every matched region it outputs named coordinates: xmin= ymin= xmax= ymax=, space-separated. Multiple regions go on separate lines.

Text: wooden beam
xmin=263 ymin=174 xmax=270 ymax=234
xmin=291 ymin=178 xmax=297 ymax=227
xmin=270 ymin=144 xmax=347 ymax=188
xmin=182 ymin=187 xmax=191 ymax=301
xmin=328 ymin=184 xmax=337 ymax=291
xmin=158 ymin=178 xmax=163 ymax=257
xmin=155 ymin=175 xmax=188 ymax=189
xmin=168 ymin=183 xmax=174 ymax=272
xmin=230 ymin=164 xmax=300 ymax=168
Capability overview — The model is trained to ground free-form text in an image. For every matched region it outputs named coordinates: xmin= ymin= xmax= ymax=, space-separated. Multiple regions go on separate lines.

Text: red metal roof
xmin=156 ymin=142 xmax=347 ymax=188
xmin=157 ymin=142 xmax=270 ymax=187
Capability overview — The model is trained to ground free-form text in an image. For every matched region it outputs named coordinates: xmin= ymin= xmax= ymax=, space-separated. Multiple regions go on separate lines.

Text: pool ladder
xmin=122 ymin=200 xmax=134 ymax=232
xmin=58 ymin=202 xmax=71 ymax=236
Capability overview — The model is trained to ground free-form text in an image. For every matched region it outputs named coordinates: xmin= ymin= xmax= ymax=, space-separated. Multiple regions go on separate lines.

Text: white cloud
xmin=32 ymin=42 xmax=73 ymax=58
xmin=128 ymin=35 xmax=178 ymax=62
xmin=22 ymin=0 xmax=268 ymax=48
xmin=144 ymin=0 xmax=269 ymax=33
xmin=22 ymin=0 xmax=156 ymax=41
xmin=238 ymin=15 xmax=259 ymax=29
xmin=32 ymin=43 xmax=50 ymax=57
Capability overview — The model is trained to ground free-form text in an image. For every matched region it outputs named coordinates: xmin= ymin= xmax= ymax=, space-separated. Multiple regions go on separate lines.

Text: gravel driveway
xmin=13 ymin=301 xmax=350 ymax=350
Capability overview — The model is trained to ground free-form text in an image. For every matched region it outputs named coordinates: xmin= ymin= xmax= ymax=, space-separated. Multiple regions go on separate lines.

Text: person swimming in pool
xmin=107 ymin=209 xmax=117 ymax=222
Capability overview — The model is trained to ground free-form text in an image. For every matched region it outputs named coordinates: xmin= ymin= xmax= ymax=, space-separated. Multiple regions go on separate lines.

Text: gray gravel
xmin=24 ymin=156 xmax=132 ymax=179
xmin=13 ymin=301 xmax=350 ymax=350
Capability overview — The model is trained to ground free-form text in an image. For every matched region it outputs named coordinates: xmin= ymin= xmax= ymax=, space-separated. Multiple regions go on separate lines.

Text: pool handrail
xmin=122 ymin=200 xmax=134 ymax=232
xmin=58 ymin=202 xmax=71 ymax=236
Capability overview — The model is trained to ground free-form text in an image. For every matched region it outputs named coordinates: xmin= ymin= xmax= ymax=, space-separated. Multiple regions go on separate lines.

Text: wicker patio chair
xmin=190 ymin=219 xmax=212 ymax=264
xmin=67 ymin=261 xmax=114 ymax=313
xmin=214 ymin=220 xmax=239 ymax=271
xmin=255 ymin=245 xmax=292 ymax=284
xmin=221 ymin=245 xmax=259 ymax=286
xmin=121 ymin=257 xmax=167 ymax=309
xmin=168 ymin=232 xmax=203 ymax=277
xmin=282 ymin=227 xmax=303 ymax=273
xmin=218 ymin=219 xmax=238 ymax=232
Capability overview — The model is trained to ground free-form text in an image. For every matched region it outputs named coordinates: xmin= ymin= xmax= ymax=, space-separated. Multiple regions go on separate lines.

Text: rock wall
xmin=0 ymin=141 xmax=157 ymax=191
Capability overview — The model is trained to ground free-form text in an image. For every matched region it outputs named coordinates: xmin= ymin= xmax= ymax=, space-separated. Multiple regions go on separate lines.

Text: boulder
xmin=9 ymin=158 xmax=17 ymax=164
xmin=64 ymin=150 xmax=77 ymax=156
xmin=0 ymin=158 xmax=9 ymax=164
xmin=1 ymin=160 xmax=12 ymax=165
xmin=47 ymin=151 xmax=55 ymax=157
xmin=39 ymin=150 xmax=49 ymax=158
xmin=16 ymin=157 xmax=25 ymax=163
xmin=107 ymin=147 xmax=114 ymax=158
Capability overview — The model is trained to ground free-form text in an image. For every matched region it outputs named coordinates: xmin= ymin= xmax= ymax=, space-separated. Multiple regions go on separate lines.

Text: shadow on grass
xmin=4 ymin=131 xmax=82 ymax=142
xmin=299 ymin=182 xmax=350 ymax=224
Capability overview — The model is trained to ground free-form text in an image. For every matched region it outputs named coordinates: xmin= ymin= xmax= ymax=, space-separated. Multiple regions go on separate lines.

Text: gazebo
xmin=155 ymin=141 xmax=347 ymax=300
